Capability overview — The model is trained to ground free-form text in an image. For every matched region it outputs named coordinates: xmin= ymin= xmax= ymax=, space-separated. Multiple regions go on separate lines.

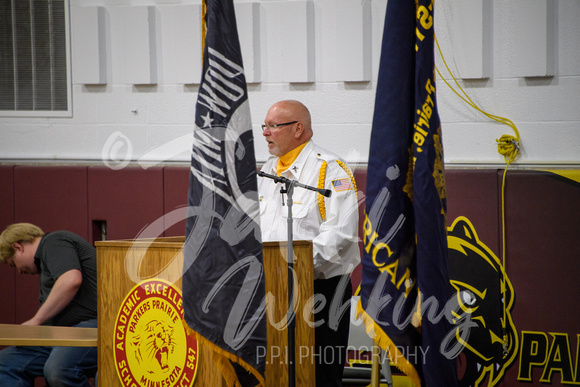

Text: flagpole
xmin=371 ymin=342 xmax=380 ymax=387
xmin=201 ymin=0 xmax=207 ymax=60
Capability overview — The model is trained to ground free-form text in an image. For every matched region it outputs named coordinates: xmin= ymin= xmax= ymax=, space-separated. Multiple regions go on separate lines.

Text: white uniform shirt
xmin=258 ymin=140 xmax=361 ymax=279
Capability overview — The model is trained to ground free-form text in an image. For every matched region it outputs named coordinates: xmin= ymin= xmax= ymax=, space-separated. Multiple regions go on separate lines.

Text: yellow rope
xmin=433 ymin=36 xmax=520 ymax=160
xmin=434 ymin=34 xmax=518 ymax=354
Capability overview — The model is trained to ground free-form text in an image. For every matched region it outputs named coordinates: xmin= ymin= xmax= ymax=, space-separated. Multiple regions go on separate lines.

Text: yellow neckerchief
xmin=276 ymin=142 xmax=308 ymax=176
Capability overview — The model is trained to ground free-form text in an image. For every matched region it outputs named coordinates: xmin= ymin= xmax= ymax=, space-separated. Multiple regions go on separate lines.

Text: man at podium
xmin=0 ymin=223 xmax=98 ymax=386
xmin=258 ymin=100 xmax=361 ymax=387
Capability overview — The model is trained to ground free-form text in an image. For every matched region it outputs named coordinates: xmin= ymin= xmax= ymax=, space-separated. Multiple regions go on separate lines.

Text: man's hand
xmin=21 ymin=318 xmax=41 ymax=326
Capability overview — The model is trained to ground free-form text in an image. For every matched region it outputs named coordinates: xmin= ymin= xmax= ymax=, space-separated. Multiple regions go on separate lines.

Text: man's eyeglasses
xmin=261 ymin=121 xmax=298 ymax=131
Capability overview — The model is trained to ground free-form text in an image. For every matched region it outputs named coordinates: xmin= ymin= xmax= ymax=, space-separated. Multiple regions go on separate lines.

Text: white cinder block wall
xmin=0 ymin=0 xmax=579 ymax=168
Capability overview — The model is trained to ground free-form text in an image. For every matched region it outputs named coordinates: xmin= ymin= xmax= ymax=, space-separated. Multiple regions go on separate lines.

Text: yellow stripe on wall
xmin=544 ymin=170 xmax=580 ymax=184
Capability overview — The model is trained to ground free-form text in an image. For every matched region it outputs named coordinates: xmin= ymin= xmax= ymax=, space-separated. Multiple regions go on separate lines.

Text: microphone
xmin=316 ymin=187 xmax=332 ymax=198
xmin=257 ymin=171 xmax=332 ymax=197
xmin=257 ymin=170 xmax=286 ymax=184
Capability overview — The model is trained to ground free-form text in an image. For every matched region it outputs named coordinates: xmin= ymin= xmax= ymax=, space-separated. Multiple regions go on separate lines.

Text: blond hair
xmin=0 ymin=223 xmax=45 ymax=263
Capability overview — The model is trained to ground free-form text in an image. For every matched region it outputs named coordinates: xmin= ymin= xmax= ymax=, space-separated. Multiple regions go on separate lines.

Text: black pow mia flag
xmin=183 ymin=1 xmax=266 ymax=385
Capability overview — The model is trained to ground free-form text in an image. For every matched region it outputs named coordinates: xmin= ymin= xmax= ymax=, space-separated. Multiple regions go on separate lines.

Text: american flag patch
xmin=332 ymin=178 xmax=352 ymax=192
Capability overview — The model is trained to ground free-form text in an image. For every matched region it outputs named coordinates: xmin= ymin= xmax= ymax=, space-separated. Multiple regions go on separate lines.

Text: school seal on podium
xmin=113 ymin=279 xmax=198 ymax=387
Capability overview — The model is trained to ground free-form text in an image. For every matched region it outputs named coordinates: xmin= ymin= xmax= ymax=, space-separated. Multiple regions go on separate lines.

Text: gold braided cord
xmin=336 ymin=160 xmax=358 ymax=199
xmin=434 ymin=34 xmax=518 ymax=354
xmin=318 ymin=160 xmax=357 ymax=221
xmin=318 ymin=161 xmax=328 ymax=221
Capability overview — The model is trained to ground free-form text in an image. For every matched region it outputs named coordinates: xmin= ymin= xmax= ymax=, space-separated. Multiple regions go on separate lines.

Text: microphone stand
xmin=258 ymin=171 xmax=331 ymax=387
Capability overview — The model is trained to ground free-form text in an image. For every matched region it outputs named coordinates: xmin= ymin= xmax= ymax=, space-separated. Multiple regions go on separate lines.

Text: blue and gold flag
xmin=183 ymin=1 xmax=266 ymax=385
xmin=358 ymin=0 xmax=457 ymax=385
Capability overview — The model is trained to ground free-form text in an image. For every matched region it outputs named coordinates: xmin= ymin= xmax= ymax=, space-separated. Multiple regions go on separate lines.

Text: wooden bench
xmin=0 ymin=324 xmax=98 ymax=386
xmin=0 ymin=324 xmax=97 ymax=347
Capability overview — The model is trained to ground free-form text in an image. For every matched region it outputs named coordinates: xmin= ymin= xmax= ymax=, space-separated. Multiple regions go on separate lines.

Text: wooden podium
xmin=95 ymin=237 xmax=314 ymax=386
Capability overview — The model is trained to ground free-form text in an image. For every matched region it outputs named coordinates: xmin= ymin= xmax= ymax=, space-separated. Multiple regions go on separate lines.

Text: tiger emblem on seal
xmin=132 ymin=320 xmax=175 ymax=372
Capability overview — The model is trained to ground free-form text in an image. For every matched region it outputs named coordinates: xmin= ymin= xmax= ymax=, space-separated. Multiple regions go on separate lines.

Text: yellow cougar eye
xmin=461 ymin=290 xmax=477 ymax=306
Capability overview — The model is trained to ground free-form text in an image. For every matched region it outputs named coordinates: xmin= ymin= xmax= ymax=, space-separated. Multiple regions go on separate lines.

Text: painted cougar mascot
xmin=447 ymin=217 xmax=518 ymax=387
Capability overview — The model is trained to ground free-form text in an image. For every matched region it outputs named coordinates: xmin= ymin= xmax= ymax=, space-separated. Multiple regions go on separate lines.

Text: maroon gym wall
xmin=0 ymin=165 xmax=579 ymax=386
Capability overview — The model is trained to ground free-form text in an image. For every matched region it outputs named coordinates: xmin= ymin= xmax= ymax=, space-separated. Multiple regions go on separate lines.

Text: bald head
xmin=263 ymin=100 xmax=313 ymax=156
xmin=273 ymin=100 xmax=312 ymax=132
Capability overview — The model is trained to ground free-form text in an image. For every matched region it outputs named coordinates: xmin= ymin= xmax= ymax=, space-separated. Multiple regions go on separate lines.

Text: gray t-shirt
xmin=34 ymin=231 xmax=97 ymax=326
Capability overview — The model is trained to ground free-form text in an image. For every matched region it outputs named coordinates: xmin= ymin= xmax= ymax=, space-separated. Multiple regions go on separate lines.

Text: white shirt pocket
xmin=281 ymin=189 xmax=317 ymax=219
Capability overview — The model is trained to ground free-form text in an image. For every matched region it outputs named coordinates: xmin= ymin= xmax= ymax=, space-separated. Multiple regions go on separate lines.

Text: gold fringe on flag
xmin=356 ymin=300 xmax=421 ymax=387
xmin=183 ymin=321 xmax=265 ymax=387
